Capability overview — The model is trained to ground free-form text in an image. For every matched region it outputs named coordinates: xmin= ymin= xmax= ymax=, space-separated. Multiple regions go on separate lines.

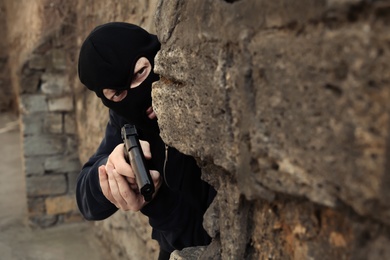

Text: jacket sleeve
xmin=76 ymin=110 xmax=123 ymax=220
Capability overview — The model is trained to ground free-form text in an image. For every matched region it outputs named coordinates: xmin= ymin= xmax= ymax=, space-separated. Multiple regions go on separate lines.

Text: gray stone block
xmin=50 ymin=49 xmax=67 ymax=70
xmin=44 ymin=155 xmax=80 ymax=173
xmin=25 ymin=156 xmax=45 ymax=175
xmin=29 ymin=214 xmax=59 ymax=228
xmin=20 ymin=94 xmax=47 ymax=113
xmin=67 ymin=172 xmax=80 ymax=194
xmin=21 ymin=113 xmax=44 ymax=135
xmin=44 ymin=113 xmax=63 ymax=134
xmin=23 ymin=135 xmax=65 ymax=156
xmin=26 ymin=175 xmax=67 ymax=196
xmin=64 ymin=113 xmax=76 ymax=134
xmin=41 ymin=73 xmax=70 ymax=96
xmin=28 ymin=54 xmax=47 ymax=70
xmin=65 ymin=136 xmax=78 ymax=154
xmin=20 ymin=70 xmax=42 ymax=94
xmin=48 ymin=96 xmax=73 ymax=112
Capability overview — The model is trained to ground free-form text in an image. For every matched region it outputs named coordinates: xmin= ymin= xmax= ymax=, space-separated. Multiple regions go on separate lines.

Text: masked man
xmin=76 ymin=22 xmax=216 ymax=260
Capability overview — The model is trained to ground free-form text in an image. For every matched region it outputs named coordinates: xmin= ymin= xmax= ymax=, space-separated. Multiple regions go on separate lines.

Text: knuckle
xmin=129 ymin=205 xmax=140 ymax=212
xmin=121 ymin=190 xmax=131 ymax=200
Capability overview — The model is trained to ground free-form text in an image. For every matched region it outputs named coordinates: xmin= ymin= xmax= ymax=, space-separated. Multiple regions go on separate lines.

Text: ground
xmin=0 ymin=112 xmax=112 ymax=260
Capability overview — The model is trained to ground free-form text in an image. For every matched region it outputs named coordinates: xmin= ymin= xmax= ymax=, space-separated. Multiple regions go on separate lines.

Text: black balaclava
xmin=78 ymin=22 xmax=161 ymax=133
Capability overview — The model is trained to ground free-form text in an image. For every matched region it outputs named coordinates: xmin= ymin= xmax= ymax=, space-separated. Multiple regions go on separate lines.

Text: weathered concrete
xmin=154 ymin=0 xmax=390 ymax=221
xmin=153 ymin=0 xmax=390 ymax=258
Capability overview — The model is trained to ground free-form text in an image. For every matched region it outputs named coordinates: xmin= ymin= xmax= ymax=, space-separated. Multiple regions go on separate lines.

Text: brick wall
xmin=19 ymin=27 xmax=81 ymax=227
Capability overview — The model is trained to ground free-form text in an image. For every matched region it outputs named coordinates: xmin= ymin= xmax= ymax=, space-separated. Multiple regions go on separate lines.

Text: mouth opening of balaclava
xmin=78 ymin=22 xmax=161 ymax=133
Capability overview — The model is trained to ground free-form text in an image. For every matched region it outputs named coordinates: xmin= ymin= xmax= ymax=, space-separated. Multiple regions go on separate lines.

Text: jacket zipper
xmin=163 ymin=144 xmax=171 ymax=188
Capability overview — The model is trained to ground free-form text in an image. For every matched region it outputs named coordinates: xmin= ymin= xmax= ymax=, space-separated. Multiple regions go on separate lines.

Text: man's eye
xmin=114 ymin=90 xmax=124 ymax=97
xmin=130 ymin=58 xmax=151 ymax=88
xmin=111 ymin=90 xmax=127 ymax=102
xmin=135 ymin=67 xmax=146 ymax=78
xmin=102 ymin=88 xmax=127 ymax=102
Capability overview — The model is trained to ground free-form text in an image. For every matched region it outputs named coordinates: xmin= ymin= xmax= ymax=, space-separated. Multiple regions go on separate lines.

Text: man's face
xmin=102 ymin=57 xmax=156 ymax=120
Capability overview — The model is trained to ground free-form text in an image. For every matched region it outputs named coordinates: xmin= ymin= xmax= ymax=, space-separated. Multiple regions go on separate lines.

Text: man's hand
xmin=98 ymin=141 xmax=161 ymax=211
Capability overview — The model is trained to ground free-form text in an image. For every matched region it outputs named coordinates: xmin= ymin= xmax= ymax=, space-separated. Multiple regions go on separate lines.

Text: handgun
xmin=121 ymin=124 xmax=154 ymax=202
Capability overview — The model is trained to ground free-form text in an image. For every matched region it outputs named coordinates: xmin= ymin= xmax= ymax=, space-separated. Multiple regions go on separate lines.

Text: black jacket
xmin=76 ymin=109 xmax=216 ymax=252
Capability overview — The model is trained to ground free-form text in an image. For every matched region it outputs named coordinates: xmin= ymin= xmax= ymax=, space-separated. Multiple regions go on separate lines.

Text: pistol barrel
xmin=121 ymin=124 xmax=154 ymax=202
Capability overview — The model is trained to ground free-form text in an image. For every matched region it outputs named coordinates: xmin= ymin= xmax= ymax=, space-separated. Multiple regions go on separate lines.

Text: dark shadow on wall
xmin=223 ymin=0 xmax=242 ymax=3
xmin=381 ymin=104 xmax=390 ymax=203
xmin=0 ymin=1 xmax=15 ymax=112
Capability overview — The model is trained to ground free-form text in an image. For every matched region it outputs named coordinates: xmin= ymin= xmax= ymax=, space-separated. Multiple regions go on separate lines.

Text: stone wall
xmin=19 ymin=31 xmax=82 ymax=227
xmin=153 ymin=0 xmax=390 ymax=259
xmin=3 ymin=0 xmax=390 ymax=259
xmin=4 ymin=0 xmax=82 ymax=227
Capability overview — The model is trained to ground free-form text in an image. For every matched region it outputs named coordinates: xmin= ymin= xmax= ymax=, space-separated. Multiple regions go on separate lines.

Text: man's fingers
xmin=114 ymin=170 xmax=136 ymax=201
xmin=107 ymin=169 xmax=128 ymax=209
xmin=125 ymin=176 xmax=136 ymax=184
xmin=112 ymin=169 xmax=144 ymax=211
xmin=108 ymin=144 xmax=134 ymax=178
xmin=125 ymin=177 xmax=139 ymax=192
xmin=150 ymin=170 xmax=161 ymax=188
xmin=102 ymin=142 xmax=155 ymax=211
xmin=98 ymin=166 xmax=118 ymax=207
xmin=140 ymin=140 xmax=151 ymax=159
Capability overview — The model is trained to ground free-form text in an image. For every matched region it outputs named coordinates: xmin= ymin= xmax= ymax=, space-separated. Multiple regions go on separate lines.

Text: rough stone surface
xmin=48 ymin=96 xmax=74 ymax=112
xmin=26 ymin=175 xmax=67 ymax=197
xmin=23 ymin=135 xmax=65 ymax=156
xmin=21 ymin=113 xmax=45 ymax=135
xmin=64 ymin=113 xmax=76 ymax=134
xmin=93 ymin=211 xmax=159 ymax=259
xmin=170 ymin=246 xmax=207 ymax=260
xmin=20 ymin=95 xmax=47 ymax=113
xmin=43 ymin=113 xmax=63 ymax=134
xmin=152 ymin=0 xmax=390 ymax=258
xmin=67 ymin=172 xmax=79 ymax=194
xmin=44 ymin=155 xmax=80 ymax=173
xmin=24 ymin=156 xmax=45 ymax=176
xmin=45 ymin=195 xmax=77 ymax=215
xmin=41 ymin=73 xmax=70 ymax=96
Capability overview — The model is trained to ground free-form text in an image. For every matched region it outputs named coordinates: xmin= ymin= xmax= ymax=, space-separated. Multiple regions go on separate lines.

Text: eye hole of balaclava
xmin=101 ymin=57 xmax=153 ymax=102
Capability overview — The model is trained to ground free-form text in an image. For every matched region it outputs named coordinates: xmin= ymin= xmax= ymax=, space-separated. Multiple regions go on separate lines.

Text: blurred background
xmin=0 ymin=0 xmax=158 ymax=259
